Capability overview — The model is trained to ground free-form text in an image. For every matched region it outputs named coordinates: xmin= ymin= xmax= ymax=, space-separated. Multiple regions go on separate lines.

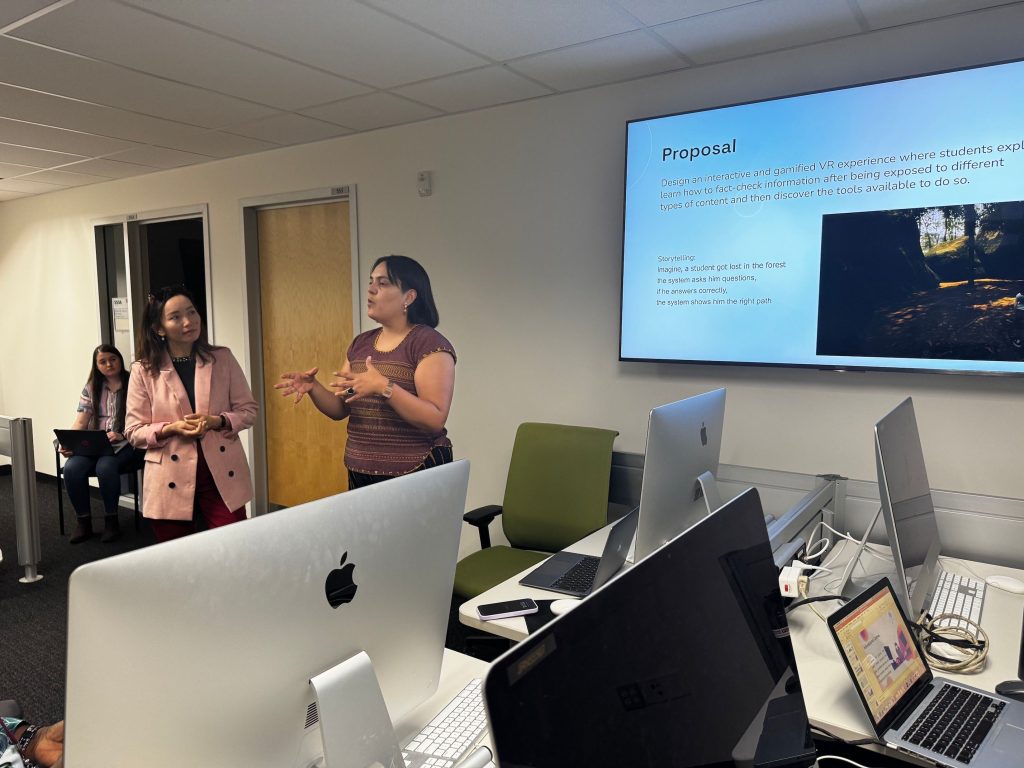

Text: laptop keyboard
xmin=902 ymin=683 xmax=1004 ymax=764
xmin=402 ymin=678 xmax=488 ymax=768
xmin=551 ymin=556 xmax=600 ymax=593
xmin=928 ymin=570 xmax=986 ymax=630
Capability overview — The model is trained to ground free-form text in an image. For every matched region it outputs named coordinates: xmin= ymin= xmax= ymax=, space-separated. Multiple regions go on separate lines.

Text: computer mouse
xmin=995 ymin=680 xmax=1024 ymax=703
xmin=549 ymin=599 xmax=580 ymax=615
xmin=985 ymin=575 xmax=1024 ymax=594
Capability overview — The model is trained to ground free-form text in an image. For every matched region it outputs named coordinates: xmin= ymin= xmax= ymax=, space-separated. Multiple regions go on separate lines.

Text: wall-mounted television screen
xmin=621 ymin=58 xmax=1024 ymax=375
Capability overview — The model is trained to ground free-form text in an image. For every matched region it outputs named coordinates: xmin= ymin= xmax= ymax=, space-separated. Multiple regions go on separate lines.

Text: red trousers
xmin=149 ymin=446 xmax=246 ymax=543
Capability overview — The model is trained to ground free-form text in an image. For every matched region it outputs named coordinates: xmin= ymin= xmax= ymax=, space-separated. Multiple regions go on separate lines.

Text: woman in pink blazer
xmin=126 ymin=285 xmax=258 ymax=542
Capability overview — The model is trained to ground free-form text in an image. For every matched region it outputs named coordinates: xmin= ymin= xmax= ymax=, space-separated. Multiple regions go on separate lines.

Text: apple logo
xmin=699 ymin=422 xmax=708 ymax=446
xmin=325 ymin=552 xmax=358 ymax=608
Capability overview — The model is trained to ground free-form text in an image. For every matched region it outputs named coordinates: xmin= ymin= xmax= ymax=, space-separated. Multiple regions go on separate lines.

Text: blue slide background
xmin=621 ymin=60 xmax=1024 ymax=373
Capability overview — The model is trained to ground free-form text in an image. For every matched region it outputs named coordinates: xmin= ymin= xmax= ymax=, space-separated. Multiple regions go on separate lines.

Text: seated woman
xmin=60 ymin=345 xmax=143 ymax=544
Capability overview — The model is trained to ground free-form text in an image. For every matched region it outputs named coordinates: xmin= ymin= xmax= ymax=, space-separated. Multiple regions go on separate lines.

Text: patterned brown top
xmin=344 ymin=325 xmax=456 ymax=476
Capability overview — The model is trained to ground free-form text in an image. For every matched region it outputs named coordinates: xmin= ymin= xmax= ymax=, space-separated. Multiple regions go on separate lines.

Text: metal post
xmin=0 ymin=415 xmax=43 ymax=583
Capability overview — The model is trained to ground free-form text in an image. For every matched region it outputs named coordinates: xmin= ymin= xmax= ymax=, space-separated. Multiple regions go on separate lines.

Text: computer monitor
xmin=484 ymin=487 xmax=815 ymax=768
xmin=634 ymin=388 xmax=726 ymax=560
xmin=837 ymin=397 xmax=944 ymax=614
xmin=64 ymin=460 xmax=471 ymax=768
xmin=875 ymin=397 xmax=943 ymax=618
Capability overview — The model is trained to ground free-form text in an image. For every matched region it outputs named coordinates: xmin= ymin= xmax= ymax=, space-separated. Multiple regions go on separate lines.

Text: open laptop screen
xmin=829 ymin=578 xmax=930 ymax=735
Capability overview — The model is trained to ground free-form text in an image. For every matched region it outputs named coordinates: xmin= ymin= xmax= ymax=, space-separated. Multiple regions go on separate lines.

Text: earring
xmin=402 ymin=303 xmax=407 ymax=314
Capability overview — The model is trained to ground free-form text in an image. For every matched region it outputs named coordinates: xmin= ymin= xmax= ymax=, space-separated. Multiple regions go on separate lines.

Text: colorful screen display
xmin=621 ymin=58 xmax=1024 ymax=375
xmin=832 ymin=587 xmax=927 ymax=724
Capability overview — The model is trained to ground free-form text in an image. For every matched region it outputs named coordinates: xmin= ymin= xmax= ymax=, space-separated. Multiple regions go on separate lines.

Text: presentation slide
xmin=621 ymin=59 xmax=1024 ymax=374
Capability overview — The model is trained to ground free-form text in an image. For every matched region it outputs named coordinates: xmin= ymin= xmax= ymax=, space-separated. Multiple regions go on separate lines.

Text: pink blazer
xmin=125 ymin=347 xmax=258 ymax=521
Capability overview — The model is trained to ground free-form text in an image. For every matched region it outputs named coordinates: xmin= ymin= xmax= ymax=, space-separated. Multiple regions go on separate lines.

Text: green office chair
xmin=453 ymin=422 xmax=618 ymax=599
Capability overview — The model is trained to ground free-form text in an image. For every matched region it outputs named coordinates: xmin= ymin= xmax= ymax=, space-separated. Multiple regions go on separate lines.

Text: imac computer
xmin=874 ymin=397 xmax=943 ymax=618
xmin=64 ymin=460 xmax=471 ymax=768
xmin=634 ymin=388 xmax=726 ymax=560
xmin=837 ymin=398 xmax=982 ymax=622
xmin=484 ymin=487 xmax=816 ymax=768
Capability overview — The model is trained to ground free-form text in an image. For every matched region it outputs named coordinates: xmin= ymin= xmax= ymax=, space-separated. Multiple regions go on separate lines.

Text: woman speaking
xmin=277 ymin=255 xmax=456 ymax=489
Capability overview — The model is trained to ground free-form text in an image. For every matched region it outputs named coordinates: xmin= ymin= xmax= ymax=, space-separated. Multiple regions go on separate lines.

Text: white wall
xmin=2 ymin=5 xmax=1024 ymax=535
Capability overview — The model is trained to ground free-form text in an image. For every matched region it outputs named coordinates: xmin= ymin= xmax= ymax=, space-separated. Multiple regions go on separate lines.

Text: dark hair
xmin=87 ymin=344 xmax=129 ymax=430
xmin=136 ymin=285 xmax=217 ymax=375
xmin=372 ymin=255 xmax=440 ymax=328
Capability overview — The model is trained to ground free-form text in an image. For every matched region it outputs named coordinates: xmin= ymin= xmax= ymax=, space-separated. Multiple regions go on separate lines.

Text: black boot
xmin=70 ymin=518 xmax=93 ymax=544
xmin=101 ymin=515 xmax=121 ymax=543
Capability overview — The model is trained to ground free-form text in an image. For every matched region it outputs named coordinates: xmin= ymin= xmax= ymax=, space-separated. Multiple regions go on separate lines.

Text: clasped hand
xmin=331 ymin=356 xmax=388 ymax=401
xmin=165 ymin=413 xmax=220 ymax=438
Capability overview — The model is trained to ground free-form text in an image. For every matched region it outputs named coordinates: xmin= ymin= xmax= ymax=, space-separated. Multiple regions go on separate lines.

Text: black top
xmin=171 ymin=357 xmax=196 ymax=412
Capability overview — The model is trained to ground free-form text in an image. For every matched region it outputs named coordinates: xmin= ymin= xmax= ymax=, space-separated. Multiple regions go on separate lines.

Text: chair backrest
xmin=501 ymin=423 xmax=618 ymax=552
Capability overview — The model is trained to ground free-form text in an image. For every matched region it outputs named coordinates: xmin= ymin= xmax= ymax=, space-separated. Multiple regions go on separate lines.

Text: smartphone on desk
xmin=476 ymin=598 xmax=538 ymax=621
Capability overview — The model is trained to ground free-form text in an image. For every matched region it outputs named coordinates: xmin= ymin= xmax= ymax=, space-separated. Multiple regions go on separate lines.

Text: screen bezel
xmin=619 ymin=55 xmax=1024 ymax=378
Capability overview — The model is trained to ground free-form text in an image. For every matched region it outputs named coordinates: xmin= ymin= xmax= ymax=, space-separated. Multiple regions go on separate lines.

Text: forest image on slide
xmin=816 ymin=201 xmax=1024 ymax=363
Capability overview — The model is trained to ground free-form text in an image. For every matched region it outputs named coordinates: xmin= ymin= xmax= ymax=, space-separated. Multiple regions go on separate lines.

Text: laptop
xmin=518 ymin=508 xmax=638 ymax=597
xmin=54 ymin=428 xmax=114 ymax=457
xmin=828 ymin=577 xmax=1024 ymax=768
xmin=486 ymin=488 xmax=816 ymax=768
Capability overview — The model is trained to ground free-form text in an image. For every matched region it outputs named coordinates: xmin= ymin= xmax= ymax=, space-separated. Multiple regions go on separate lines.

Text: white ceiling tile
xmin=122 ymin=0 xmax=488 ymax=88
xmin=0 ymin=189 xmax=29 ymax=201
xmin=612 ymin=0 xmax=753 ymax=26
xmin=0 ymin=161 xmax=38 ymax=178
xmin=174 ymin=130 xmax=278 ymax=159
xmin=0 ymin=83 xmax=225 ymax=157
xmin=0 ymin=142 xmax=85 ymax=168
xmin=0 ymin=0 xmax=56 ymax=29
xmin=393 ymin=66 xmax=553 ymax=113
xmin=224 ymin=113 xmax=352 ymax=145
xmin=14 ymin=0 xmax=371 ymax=110
xmin=0 ymin=117 xmax=141 ymax=156
xmin=855 ymin=0 xmax=1011 ymax=29
xmin=17 ymin=168 xmax=110 ymax=186
xmin=301 ymin=93 xmax=443 ymax=132
xmin=509 ymin=31 xmax=686 ymax=91
xmin=0 ymin=36 xmax=275 ymax=128
xmin=57 ymin=157 xmax=159 ymax=179
xmin=654 ymin=0 xmax=863 ymax=64
xmin=0 ymin=177 xmax=64 ymax=194
xmin=365 ymin=0 xmax=641 ymax=59
xmin=103 ymin=145 xmax=211 ymax=169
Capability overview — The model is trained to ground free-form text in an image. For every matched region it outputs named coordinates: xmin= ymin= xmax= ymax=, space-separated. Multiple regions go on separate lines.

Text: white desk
xmin=457 ymin=524 xmax=618 ymax=641
xmin=460 ymin=529 xmax=1024 ymax=754
xmin=789 ymin=543 xmax=1024 ymax=745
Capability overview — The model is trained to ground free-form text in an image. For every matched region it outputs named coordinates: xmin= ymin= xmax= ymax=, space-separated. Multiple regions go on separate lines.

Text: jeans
xmin=63 ymin=447 xmax=142 ymax=520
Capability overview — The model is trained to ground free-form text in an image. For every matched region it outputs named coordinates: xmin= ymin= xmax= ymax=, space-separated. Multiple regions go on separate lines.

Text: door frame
xmin=240 ymin=184 xmax=360 ymax=516
xmin=91 ymin=204 xmax=212 ymax=364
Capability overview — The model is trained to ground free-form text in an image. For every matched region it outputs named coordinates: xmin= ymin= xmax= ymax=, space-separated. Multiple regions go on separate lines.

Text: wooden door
xmin=257 ymin=201 xmax=353 ymax=507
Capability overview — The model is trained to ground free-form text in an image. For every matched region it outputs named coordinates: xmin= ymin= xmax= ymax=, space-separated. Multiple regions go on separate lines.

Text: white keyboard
xmin=402 ymin=678 xmax=488 ymax=768
xmin=928 ymin=570 xmax=986 ymax=630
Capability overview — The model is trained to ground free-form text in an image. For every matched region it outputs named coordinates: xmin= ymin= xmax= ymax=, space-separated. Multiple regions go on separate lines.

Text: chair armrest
xmin=463 ymin=504 xmax=502 ymax=549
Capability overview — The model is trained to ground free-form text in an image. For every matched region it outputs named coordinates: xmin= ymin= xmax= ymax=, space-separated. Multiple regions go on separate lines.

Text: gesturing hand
xmin=331 ymin=356 xmax=389 ymax=401
xmin=275 ymin=367 xmax=319 ymax=403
